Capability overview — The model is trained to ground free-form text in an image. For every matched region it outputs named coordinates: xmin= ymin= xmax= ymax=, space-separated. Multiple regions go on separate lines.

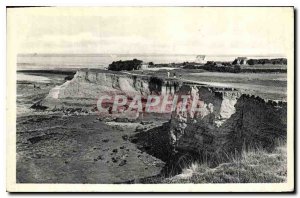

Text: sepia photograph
xmin=6 ymin=6 xmax=294 ymax=192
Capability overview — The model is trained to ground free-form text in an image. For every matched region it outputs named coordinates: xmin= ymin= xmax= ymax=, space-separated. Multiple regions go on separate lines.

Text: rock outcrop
xmin=37 ymin=69 xmax=181 ymax=113
xmin=36 ymin=69 xmax=287 ymax=164
xmin=169 ymin=85 xmax=287 ymax=164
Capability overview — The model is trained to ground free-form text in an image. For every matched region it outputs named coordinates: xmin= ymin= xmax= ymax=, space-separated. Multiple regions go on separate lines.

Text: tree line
xmin=246 ymin=58 xmax=287 ymax=65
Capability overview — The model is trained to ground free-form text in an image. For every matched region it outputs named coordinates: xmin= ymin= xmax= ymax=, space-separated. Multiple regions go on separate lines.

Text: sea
xmin=17 ymin=54 xmax=282 ymax=71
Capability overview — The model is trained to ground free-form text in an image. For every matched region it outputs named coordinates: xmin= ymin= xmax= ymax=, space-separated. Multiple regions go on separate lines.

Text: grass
xmin=241 ymin=64 xmax=287 ymax=70
xmin=163 ymin=143 xmax=287 ymax=183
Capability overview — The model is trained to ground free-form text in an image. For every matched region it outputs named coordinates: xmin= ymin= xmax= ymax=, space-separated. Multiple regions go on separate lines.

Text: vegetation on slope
xmin=163 ymin=144 xmax=287 ymax=183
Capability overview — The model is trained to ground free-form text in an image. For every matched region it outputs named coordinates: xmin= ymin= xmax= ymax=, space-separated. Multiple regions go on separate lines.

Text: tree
xmin=108 ymin=59 xmax=143 ymax=71
xmin=232 ymin=59 xmax=239 ymax=65
xmin=247 ymin=59 xmax=255 ymax=65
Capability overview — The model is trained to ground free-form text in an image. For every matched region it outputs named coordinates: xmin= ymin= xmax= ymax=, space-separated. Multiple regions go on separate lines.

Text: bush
xmin=108 ymin=59 xmax=143 ymax=71
xmin=64 ymin=75 xmax=74 ymax=81
xmin=202 ymin=62 xmax=241 ymax=73
xmin=247 ymin=59 xmax=255 ymax=65
xmin=149 ymin=76 xmax=164 ymax=93
xmin=232 ymin=59 xmax=238 ymax=65
xmin=183 ymin=64 xmax=198 ymax=69
xmin=163 ymin=142 xmax=287 ymax=183
xmin=246 ymin=58 xmax=287 ymax=65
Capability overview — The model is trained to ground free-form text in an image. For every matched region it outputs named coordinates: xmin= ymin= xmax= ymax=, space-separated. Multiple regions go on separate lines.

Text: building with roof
xmin=141 ymin=63 xmax=149 ymax=70
xmin=234 ymin=57 xmax=248 ymax=65
xmin=195 ymin=55 xmax=206 ymax=64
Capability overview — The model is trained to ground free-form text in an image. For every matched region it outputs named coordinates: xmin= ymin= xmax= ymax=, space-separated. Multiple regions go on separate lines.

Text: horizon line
xmin=17 ymin=53 xmax=286 ymax=57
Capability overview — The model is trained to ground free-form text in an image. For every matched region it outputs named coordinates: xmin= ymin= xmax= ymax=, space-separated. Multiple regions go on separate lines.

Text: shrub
xmin=246 ymin=58 xmax=287 ymax=65
xmin=108 ymin=59 xmax=143 ymax=71
xmin=183 ymin=64 xmax=198 ymax=69
xmin=232 ymin=59 xmax=238 ymax=65
xmin=202 ymin=62 xmax=241 ymax=73
xmin=149 ymin=76 xmax=164 ymax=93
xmin=163 ymin=142 xmax=287 ymax=183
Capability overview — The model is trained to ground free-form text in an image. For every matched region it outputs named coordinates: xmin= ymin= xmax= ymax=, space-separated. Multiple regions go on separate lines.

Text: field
xmin=131 ymin=68 xmax=287 ymax=101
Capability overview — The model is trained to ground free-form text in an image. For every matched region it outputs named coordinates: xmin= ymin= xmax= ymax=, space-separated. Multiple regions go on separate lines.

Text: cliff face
xmin=39 ymin=70 xmax=181 ymax=112
xmin=38 ymin=70 xmax=287 ymax=159
xmin=169 ymin=85 xmax=287 ymax=161
xmin=46 ymin=70 xmax=149 ymax=100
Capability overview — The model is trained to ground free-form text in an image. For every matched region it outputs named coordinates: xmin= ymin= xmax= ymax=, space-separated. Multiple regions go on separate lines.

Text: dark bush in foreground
xmin=108 ymin=59 xmax=143 ymax=71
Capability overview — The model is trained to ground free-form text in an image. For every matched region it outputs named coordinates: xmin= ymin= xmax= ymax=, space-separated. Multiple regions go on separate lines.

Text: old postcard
xmin=6 ymin=7 xmax=294 ymax=192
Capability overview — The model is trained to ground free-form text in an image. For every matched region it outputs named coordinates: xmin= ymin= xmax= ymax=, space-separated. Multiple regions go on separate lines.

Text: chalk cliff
xmin=37 ymin=69 xmax=181 ymax=113
xmin=169 ymin=85 xmax=287 ymax=161
xmin=36 ymin=69 xmax=287 ymax=159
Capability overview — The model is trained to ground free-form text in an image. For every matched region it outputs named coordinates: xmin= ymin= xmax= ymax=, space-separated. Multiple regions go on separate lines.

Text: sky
xmin=7 ymin=7 xmax=293 ymax=56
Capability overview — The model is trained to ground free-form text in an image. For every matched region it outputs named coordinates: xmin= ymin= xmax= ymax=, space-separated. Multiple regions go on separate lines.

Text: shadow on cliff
xmin=127 ymin=94 xmax=287 ymax=183
xmin=220 ymin=94 xmax=287 ymax=154
xmin=176 ymin=94 xmax=286 ymax=167
xmin=129 ymin=122 xmax=199 ymax=182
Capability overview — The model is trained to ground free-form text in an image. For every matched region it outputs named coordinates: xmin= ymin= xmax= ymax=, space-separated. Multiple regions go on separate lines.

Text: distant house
xmin=234 ymin=57 xmax=247 ymax=65
xmin=141 ymin=63 xmax=149 ymax=70
xmin=195 ymin=55 xmax=206 ymax=64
